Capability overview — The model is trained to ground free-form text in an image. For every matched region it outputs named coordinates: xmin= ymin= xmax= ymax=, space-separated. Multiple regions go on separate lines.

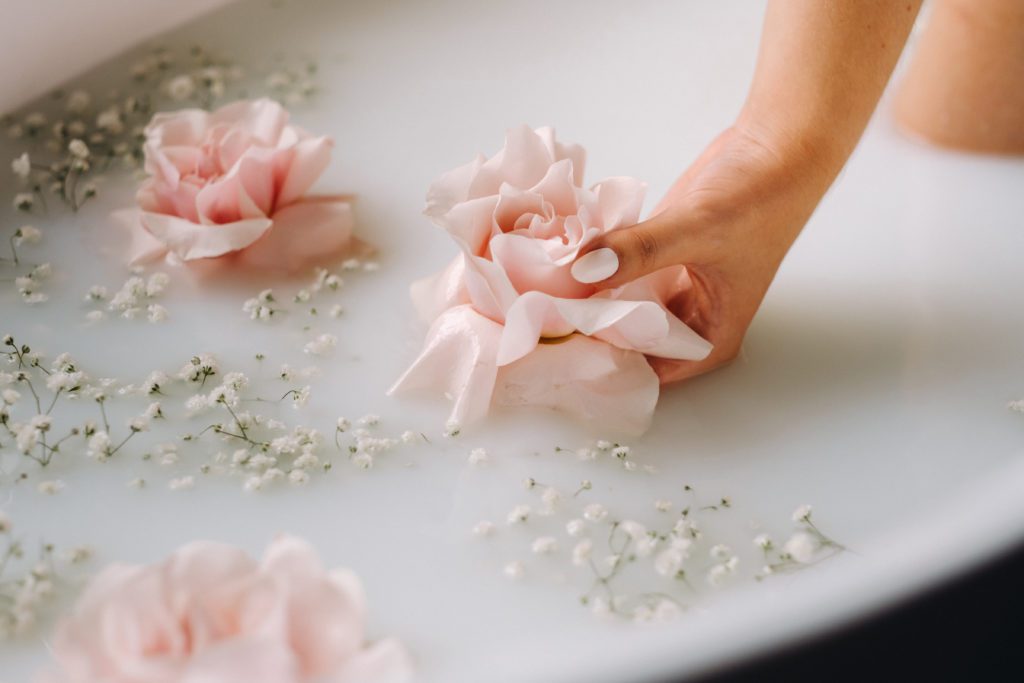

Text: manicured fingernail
xmin=571 ymin=248 xmax=620 ymax=284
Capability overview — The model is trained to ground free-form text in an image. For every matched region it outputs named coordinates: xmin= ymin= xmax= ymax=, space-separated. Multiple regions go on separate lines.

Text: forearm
xmin=740 ymin=0 xmax=923 ymax=176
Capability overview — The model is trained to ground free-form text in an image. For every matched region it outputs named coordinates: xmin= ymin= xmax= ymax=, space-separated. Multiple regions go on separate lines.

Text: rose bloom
xmin=41 ymin=537 xmax=411 ymax=683
xmin=127 ymin=98 xmax=355 ymax=271
xmin=391 ymin=126 xmax=711 ymax=434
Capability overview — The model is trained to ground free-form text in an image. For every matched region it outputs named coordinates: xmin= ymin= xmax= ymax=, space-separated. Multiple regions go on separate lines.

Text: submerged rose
xmin=127 ymin=98 xmax=355 ymax=271
xmin=391 ymin=126 xmax=712 ymax=434
xmin=41 ymin=536 xmax=412 ymax=683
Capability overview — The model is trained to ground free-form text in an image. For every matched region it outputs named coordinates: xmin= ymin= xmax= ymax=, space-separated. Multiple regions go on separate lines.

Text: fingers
xmin=572 ymin=209 xmax=706 ymax=289
xmin=650 ymin=342 xmax=741 ymax=384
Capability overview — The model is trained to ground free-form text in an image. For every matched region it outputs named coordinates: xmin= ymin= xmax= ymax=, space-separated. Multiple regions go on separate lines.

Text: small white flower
xmin=619 ymin=520 xmax=647 ymax=541
xmin=329 ymin=304 xmax=344 ymax=318
xmin=351 ymin=452 xmax=373 ymax=469
xmin=575 ymin=447 xmax=597 ymax=461
xmin=503 ymin=561 xmax=525 ymax=581
xmin=595 ymin=440 xmax=612 ymax=451
xmin=147 ymin=304 xmax=168 ymax=323
xmin=467 ymin=447 xmax=488 ymax=466
xmin=1 ymin=389 xmax=19 ymax=404
xmin=531 ymin=536 xmax=559 ymax=555
xmin=167 ymin=74 xmax=196 ymax=101
xmin=565 ymin=519 xmax=586 ymax=537
xmin=706 ymin=563 xmax=733 ymax=587
xmin=288 ymin=469 xmax=309 ymax=486
xmin=540 ymin=487 xmax=561 ymax=511
xmin=129 ymin=416 xmax=150 ymax=432
xmin=169 ymin=476 xmax=195 ymax=491
xmin=14 ymin=192 xmax=34 ymax=210
xmin=710 ymin=544 xmax=732 ymax=561
xmin=506 ymin=504 xmax=531 ymax=525
xmin=792 ymin=504 xmax=813 ymax=523
xmin=654 ymin=499 xmax=673 ymax=513
xmin=571 ymin=539 xmax=593 ymax=566
xmin=400 ymin=430 xmax=418 ymax=444
xmin=358 ymin=413 xmax=380 ymax=426
xmin=635 ymin=535 xmax=659 ymax=558
xmin=753 ymin=533 xmax=773 ymax=550
xmin=1008 ymin=399 xmax=1024 ymax=413
xmin=303 ymin=333 xmax=337 ymax=356
xmin=146 ymin=272 xmax=170 ymax=297
xmin=472 ymin=520 xmax=496 ymax=538
xmin=291 ymin=386 xmax=311 ymax=409
xmin=341 ymin=258 xmax=361 ymax=270
xmin=582 ymin=503 xmax=607 ymax=523
xmin=11 ymin=152 xmax=31 ymax=179
xmin=96 ymin=106 xmax=124 ymax=133
xmin=336 ymin=417 xmax=351 ymax=431
xmin=443 ymin=420 xmax=461 ymax=438
xmin=611 ymin=445 xmax=630 ymax=460
xmin=783 ymin=531 xmax=817 ymax=564
xmin=37 ymin=480 xmax=65 ymax=495
xmin=68 ymin=138 xmax=89 ymax=159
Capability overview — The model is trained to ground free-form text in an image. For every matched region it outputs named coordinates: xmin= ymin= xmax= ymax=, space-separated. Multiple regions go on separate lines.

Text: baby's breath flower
xmin=66 ymin=90 xmax=91 ymax=113
xmin=571 ymin=539 xmax=593 ymax=566
xmin=166 ymin=74 xmax=196 ymax=101
xmin=11 ymin=152 xmax=31 ymax=179
xmin=400 ymin=430 xmax=418 ymax=444
xmin=443 ymin=420 xmax=461 ymax=438
xmin=654 ymin=499 xmax=673 ymax=513
xmin=582 ymin=503 xmax=607 ymax=523
xmin=14 ymin=192 xmax=34 ymax=211
xmin=783 ymin=532 xmax=817 ymax=564
xmin=146 ymin=304 xmax=168 ymax=323
xmin=467 ymin=448 xmax=488 ymax=466
xmin=303 ymin=333 xmax=337 ymax=356
xmin=472 ymin=520 xmax=496 ymax=538
xmin=37 ymin=480 xmax=65 ymax=495
xmin=792 ymin=504 xmax=813 ymax=523
xmin=168 ymin=476 xmax=195 ymax=491
xmin=565 ymin=519 xmax=586 ymax=537
xmin=506 ymin=504 xmax=531 ymax=525
xmin=503 ymin=561 xmax=525 ymax=581
xmin=531 ymin=536 xmax=559 ymax=555
xmin=68 ymin=139 xmax=89 ymax=159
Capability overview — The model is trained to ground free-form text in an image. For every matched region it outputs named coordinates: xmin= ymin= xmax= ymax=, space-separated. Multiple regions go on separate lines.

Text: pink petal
xmin=435 ymin=194 xmax=499 ymax=256
xmin=236 ymin=197 xmax=353 ymax=272
xmin=468 ymin=125 xmax=555 ymax=198
xmin=276 ymin=136 xmax=334 ymax=208
xmin=525 ymin=158 xmax=578 ymax=217
xmin=489 ymin=232 xmax=593 ymax=300
xmin=113 ymin=208 xmax=169 ymax=265
xmin=409 ymin=255 xmax=471 ymax=324
xmin=208 ymin=98 xmax=290 ymax=147
xmin=535 ymin=126 xmax=586 ymax=186
xmin=424 ymin=153 xmax=486 ymax=220
xmin=495 ymin=334 xmax=659 ymax=435
xmin=592 ymin=176 xmax=646 ymax=231
xmin=388 ymin=305 xmax=503 ymax=426
xmin=140 ymin=212 xmax=273 ymax=261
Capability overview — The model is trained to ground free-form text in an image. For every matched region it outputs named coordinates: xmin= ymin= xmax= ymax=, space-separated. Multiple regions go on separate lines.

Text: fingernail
xmin=571 ymin=248 xmax=620 ymax=284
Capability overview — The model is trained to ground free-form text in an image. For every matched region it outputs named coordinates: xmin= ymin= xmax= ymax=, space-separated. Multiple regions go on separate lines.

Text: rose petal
xmin=236 ymin=197 xmax=353 ymax=272
xmin=140 ymin=212 xmax=273 ymax=261
xmin=388 ymin=305 xmax=502 ymax=426
xmin=276 ymin=136 xmax=334 ymax=208
xmin=495 ymin=333 xmax=659 ymax=435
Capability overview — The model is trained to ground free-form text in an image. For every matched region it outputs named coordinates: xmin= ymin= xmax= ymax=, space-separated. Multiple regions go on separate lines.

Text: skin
xmin=576 ymin=1 xmax=924 ymax=383
xmin=894 ymin=0 xmax=1024 ymax=153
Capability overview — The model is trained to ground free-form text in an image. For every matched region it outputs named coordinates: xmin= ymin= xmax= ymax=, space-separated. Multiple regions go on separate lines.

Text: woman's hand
xmin=574 ymin=124 xmax=838 ymax=383
xmin=572 ymin=0 xmax=923 ymax=383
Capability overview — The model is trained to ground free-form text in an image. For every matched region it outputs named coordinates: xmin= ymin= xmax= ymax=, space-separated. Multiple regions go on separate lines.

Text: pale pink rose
xmin=390 ymin=126 xmax=712 ymax=434
xmin=126 ymin=98 xmax=356 ymax=271
xmin=41 ymin=536 xmax=412 ymax=683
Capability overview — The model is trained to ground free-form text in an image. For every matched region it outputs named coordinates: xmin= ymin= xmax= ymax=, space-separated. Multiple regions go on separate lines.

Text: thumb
xmin=571 ymin=209 xmax=705 ymax=289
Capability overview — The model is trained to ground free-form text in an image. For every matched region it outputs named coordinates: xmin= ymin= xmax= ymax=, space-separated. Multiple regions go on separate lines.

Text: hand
xmin=574 ymin=124 xmax=839 ymax=384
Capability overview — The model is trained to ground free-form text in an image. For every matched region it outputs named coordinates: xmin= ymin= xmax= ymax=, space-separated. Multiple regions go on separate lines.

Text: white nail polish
xmin=571 ymin=248 xmax=620 ymax=284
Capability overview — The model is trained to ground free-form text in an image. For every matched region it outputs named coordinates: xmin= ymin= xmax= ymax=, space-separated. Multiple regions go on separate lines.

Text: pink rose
xmin=127 ymin=98 xmax=356 ymax=271
xmin=390 ymin=126 xmax=712 ymax=434
xmin=42 ymin=537 xmax=412 ymax=683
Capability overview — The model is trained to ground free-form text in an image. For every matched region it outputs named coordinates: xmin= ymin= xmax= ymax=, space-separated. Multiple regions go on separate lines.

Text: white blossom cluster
xmin=1 ymin=225 xmax=47 ymax=305
xmin=471 ymin=455 xmax=846 ymax=623
xmin=84 ymin=271 xmax=171 ymax=323
xmin=242 ymin=264 xmax=375 ymax=326
xmin=1 ymin=335 xmax=163 ymax=470
xmin=555 ymin=439 xmax=655 ymax=474
xmin=0 ymin=512 xmax=92 ymax=641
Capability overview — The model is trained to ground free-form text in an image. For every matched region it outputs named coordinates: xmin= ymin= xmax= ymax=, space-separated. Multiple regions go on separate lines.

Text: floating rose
xmin=390 ymin=126 xmax=711 ymax=434
xmin=42 ymin=536 xmax=412 ymax=683
xmin=125 ymin=98 xmax=357 ymax=271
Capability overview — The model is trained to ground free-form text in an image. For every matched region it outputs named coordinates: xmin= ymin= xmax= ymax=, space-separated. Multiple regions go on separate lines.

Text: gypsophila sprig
xmin=0 ymin=512 xmax=92 ymax=640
